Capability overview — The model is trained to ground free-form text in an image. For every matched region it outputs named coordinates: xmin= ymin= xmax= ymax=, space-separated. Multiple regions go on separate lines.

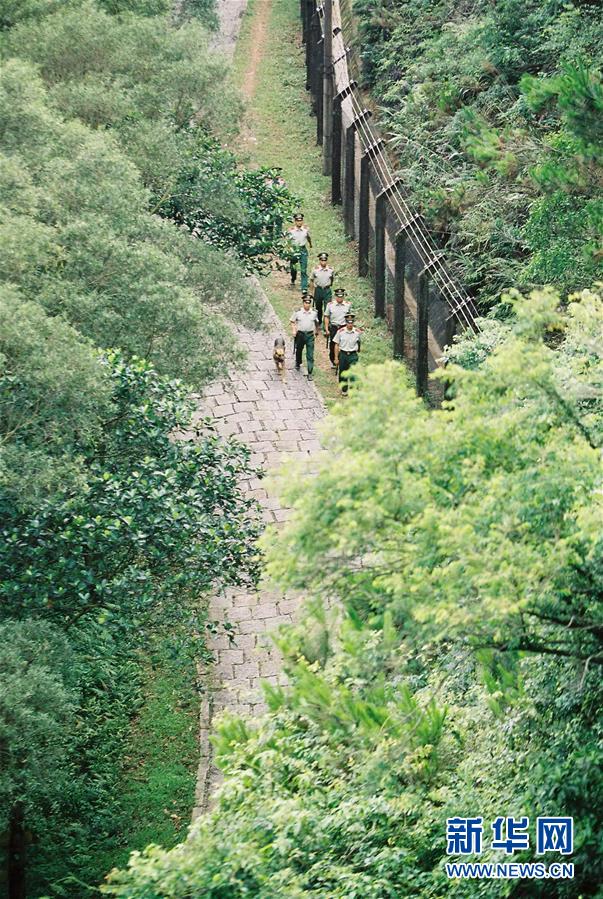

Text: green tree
xmin=0 ymin=58 xmax=258 ymax=384
xmin=353 ymin=0 xmax=603 ymax=307
xmin=268 ymin=287 xmax=603 ymax=665
xmin=0 ymin=352 xmax=261 ymax=625
xmin=6 ymin=4 xmax=238 ymax=135
xmin=0 ymin=353 xmax=261 ymax=895
xmin=0 ymin=620 xmax=77 ymax=899
xmin=0 ymin=0 xmax=271 ymax=893
xmin=5 ymin=4 xmax=295 ymax=274
xmin=0 ymin=287 xmax=113 ymax=504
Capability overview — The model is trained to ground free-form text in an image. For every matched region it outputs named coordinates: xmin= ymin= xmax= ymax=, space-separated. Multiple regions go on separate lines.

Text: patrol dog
xmin=273 ymin=336 xmax=287 ymax=382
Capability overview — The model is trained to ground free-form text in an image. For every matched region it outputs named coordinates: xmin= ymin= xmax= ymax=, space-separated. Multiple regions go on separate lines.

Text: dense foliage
xmin=1 ymin=355 xmax=260 ymax=895
xmin=1 ymin=353 xmax=261 ymax=626
xmin=0 ymin=0 xmax=274 ymax=893
xmin=353 ymin=0 xmax=603 ymax=310
xmin=104 ymin=288 xmax=602 ymax=897
xmin=4 ymin=1 xmax=296 ymax=276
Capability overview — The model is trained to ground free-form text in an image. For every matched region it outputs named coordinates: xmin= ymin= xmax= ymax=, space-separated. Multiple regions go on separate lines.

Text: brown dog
xmin=273 ymin=336 xmax=287 ymax=382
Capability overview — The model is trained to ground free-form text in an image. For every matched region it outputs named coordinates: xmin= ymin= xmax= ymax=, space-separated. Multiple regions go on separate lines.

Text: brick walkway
xmin=192 ymin=302 xmax=325 ymax=818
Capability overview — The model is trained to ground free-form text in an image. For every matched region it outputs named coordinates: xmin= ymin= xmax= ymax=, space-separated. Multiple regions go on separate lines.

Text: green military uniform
xmin=310 ymin=253 xmax=335 ymax=325
xmin=324 ymin=289 xmax=351 ymax=366
xmin=334 ymin=315 xmax=361 ymax=394
xmin=290 ymin=304 xmax=319 ymax=377
xmin=288 ymin=216 xmax=311 ymax=292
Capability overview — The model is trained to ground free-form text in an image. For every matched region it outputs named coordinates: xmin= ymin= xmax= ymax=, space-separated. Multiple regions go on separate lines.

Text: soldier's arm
xmin=306 ymin=230 xmax=312 ymax=248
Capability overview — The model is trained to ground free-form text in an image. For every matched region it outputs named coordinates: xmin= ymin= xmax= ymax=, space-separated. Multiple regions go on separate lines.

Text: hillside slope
xmin=353 ymin=0 xmax=602 ymax=310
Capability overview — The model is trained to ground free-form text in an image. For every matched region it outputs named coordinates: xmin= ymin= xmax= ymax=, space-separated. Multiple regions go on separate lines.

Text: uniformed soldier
xmin=324 ymin=287 xmax=351 ymax=368
xmin=287 ymin=213 xmax=312 ymax=292
xmin=309 ymin=252 xmax=335 ymax=325
xmin=333 ymin=312 xmax=361 ymax=395
xmin=290 ymin=294 xmax=320 ymax=380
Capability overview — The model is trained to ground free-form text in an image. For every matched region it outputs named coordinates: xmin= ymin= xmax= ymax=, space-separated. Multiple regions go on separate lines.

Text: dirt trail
xmin=240 ymin=0 xmax=272 ymax=99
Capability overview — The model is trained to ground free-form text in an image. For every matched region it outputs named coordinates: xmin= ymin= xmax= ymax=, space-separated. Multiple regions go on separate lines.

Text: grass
xmin=25 ymin=637 xmax=199 ymax=897
xmin=116 ymin=656 xmax=198 ymax=850
xmin=233 ymin=0 xmax=393 ymax=407
xmin=94 ymin=648 xmax=199 ymax=885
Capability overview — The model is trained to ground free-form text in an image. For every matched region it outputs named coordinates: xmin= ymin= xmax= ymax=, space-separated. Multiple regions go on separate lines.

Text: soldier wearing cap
xmin=290 ymin=293 xmax=320 ymax=380
xmin=333 ymin=312 xmax=361 ymax=395
xmin=309 ymin=252 xmax=334 ymax=325
xmin=287 ymin=213 xmax=312 ymax=292
xmin=324 ymin=287 xmax=351 ymax=368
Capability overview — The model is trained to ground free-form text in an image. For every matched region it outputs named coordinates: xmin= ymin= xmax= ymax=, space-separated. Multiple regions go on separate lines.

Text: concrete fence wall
xmin=300 ymin=0 xmax=479 ymax=402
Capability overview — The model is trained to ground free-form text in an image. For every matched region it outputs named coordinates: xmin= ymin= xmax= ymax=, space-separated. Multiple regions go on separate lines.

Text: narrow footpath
xmin=193 ymin=0 xmax=349 ymax=817
xmin=192 ymin=308 xmax=325 ymax=818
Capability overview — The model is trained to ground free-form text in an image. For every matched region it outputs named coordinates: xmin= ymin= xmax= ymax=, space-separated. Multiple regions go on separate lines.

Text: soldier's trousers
xmin=313 ymin=286 xmax=332 ymax=326
xmin=328 ymin=324 xmax=341 ymax=364
xmin=290 ymin=248 xmax=309 ymax=291
xmin=338 ymin=350 xmax=358 ymax=393
xmin=295 ymin=331 xmax=315 ymax=374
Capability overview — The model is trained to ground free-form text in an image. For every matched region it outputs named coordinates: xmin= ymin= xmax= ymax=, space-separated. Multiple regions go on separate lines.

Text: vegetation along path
xmin=192 ymin=305 xmax=324 ymax=817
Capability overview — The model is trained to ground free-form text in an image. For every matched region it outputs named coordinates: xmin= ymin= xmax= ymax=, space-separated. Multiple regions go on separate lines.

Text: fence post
xmin=343 ymin=108 xmax=371 ymax=241
xmin=308 ymin=12 xmax=320 ymax=115
xmin=316 ymin=35 xmax=324 ymax=144
xmin=417 ymin=273 xmax=429 ymax=396
xmin=358 ymin=153 xmax=370 ymax=276
xmin=331 ymin=94 xmax=342 ymax=204
xmin=374 ymin=190 xmax=387 ymax=318
xmin=393 ymin=233 xmax=406 ymax=358
xmin=374 ymin=180 xmax=401 ymax=318
xmin=322 ymin=0 xmax=333 ymax=175
xmin=343 ymin=123 xmax=355 ymax=238
xmin=304 ymin=0 xmax=313 ymax=90
xmin=358 ymin=138 xmax=383 ymax=277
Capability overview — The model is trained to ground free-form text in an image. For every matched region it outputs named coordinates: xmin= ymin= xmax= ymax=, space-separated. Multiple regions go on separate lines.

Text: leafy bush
xmin=0 ymin=351 xmax=260 ymax=895
xmin=0 ymin=352 xmax=261 ymax=625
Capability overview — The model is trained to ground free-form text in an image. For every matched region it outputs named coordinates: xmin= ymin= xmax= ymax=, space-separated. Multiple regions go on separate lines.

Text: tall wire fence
xmin=300 ymin=0 xmax=479 ymax=400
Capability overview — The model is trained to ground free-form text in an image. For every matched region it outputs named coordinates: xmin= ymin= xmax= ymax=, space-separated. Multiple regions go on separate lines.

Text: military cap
xmin=344 ymin=311 xmax=356 ymax=321
xmin=318 ymin=252 xmax=329 ymax=261
xmin=301 ymin=292 xmax=311 ymax=302
xmin=293 ymin=213 xmax=304 ymax=222
xmin=334 ymin=287 xmax=347 ymax=297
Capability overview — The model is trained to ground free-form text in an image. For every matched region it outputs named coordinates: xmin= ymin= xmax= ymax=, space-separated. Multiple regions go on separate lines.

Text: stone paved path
xmin=192 ymin=302 xmax=325 ymax=818
xmin=211 ymin=0 xmax=249 ymax=59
